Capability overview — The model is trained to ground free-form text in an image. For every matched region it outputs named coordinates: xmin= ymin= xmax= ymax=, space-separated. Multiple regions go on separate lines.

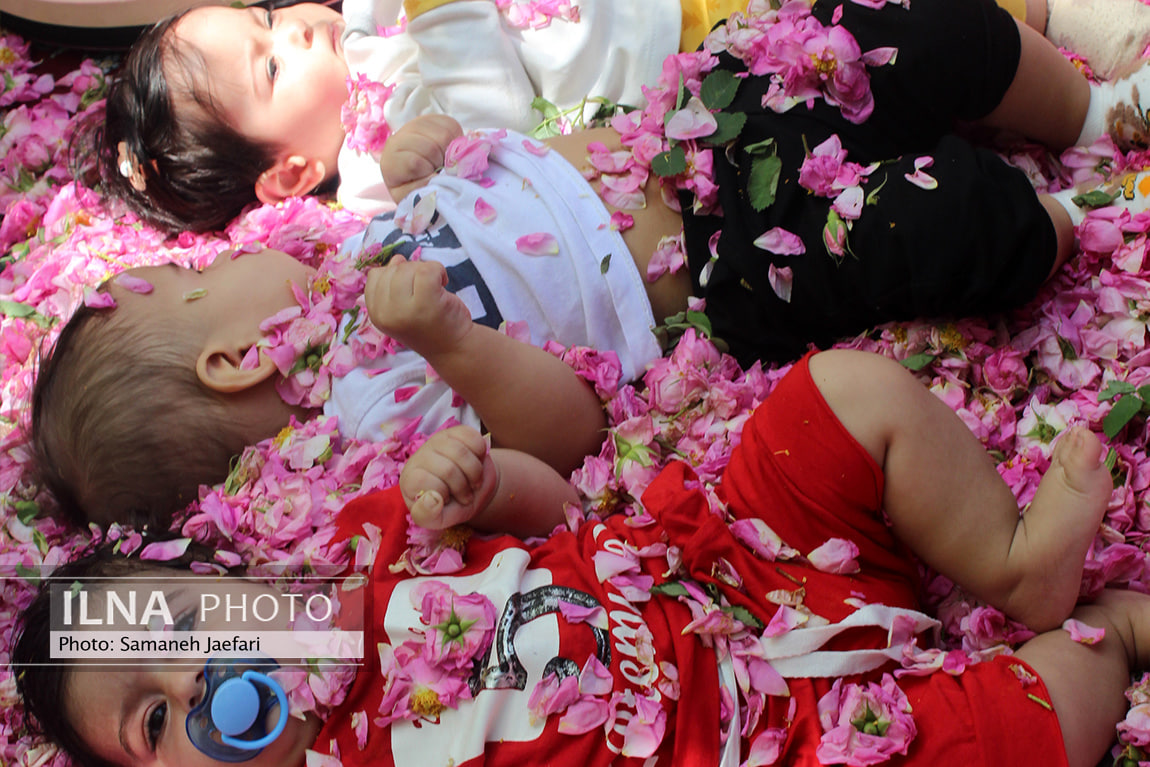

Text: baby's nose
xmin=179 ymin=667 xmax=207 ymax=711
xmin=283 ymin=18 xmax=313 ymax=47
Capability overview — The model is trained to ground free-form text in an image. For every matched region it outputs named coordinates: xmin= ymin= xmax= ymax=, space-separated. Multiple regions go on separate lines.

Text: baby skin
xmin=401 ymin=348 xmax=1130 ymax=767
xmin=403 ymin=348 xmax=1112 ymax=634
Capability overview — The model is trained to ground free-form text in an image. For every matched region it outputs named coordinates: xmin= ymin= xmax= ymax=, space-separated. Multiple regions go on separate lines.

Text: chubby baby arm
xmin=365 ymin=256 xmax=472 ymax=356
xmin=378 ymin=114 xmax=463 ymax=202
xmin=365 ymin=258 xmax=608 ymax=477
xmin=400 ymin=425 xmax=579 ymax=537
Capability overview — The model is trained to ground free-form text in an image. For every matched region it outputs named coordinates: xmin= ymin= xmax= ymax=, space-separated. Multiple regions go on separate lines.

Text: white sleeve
xmin=325 ymin=347 xmax=482 ymax=444
xmin=384 ymin=0 xmax=540 ymax=132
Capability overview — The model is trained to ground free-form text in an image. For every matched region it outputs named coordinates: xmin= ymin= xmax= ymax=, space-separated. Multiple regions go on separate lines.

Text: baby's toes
xmin=1050 ymin=427 xmax=1112 ymax=502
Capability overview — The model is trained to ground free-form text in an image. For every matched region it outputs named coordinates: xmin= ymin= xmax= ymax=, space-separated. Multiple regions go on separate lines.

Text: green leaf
xmin=747 ymin=154 xmax=782 ymax=212
xmin=1099 ymin=380 xmax=1137 ymax=401
xmin=341 ymin=306 xmax=363 ymax=344
xmin=650 ymin=581 xmax=690 ymax=598
xmin=0 ymin=299 xmax=39 ymax=319
xmin=676 ymin=74 xmax=687 ymax=111
xmin=1056 ymin=335 xmax=1078 ymax=361
xmin=1138 ymin=384 xmax=1150 ymax=402
xmin=1071 ymin=189 xmax=1121 ymax=208
xmin=651 ymin=146 xmax=688 ymax=177
xmin=531 ymin=96 xmax=561 ymax=121
xmin=531 ymin=122 xmax=563 ymax=140
xmin=600 ymin=254 xmax=612 ymax=274
xmin=723 ymin=604 xmax=765 ymax=629
xmin=899 ymin=353 xmax=937 ymax=371
xmin=706 ymin=111 xmax=746 ymax=146
xmin=14 ymin=500 xmax=40 ymax=525
xmin=529 ymin=96 xmax=564 ymax=138
xmin=699 ymin=70 xmax=740 ymax=111
xmin=743 ymin=137 xmax=776 ymax=156
xmin=16 ymin=563 xmax=39 ymax=584
xmin=613 ymin=434 xmax=656 ymax=478
xmin=356 ymin=240 xmax=402 ymax=269
xmin=684 ymin=310 xmax=713 ymax=337
xmin=1103 ymin=394 xmax=1144 ymax=439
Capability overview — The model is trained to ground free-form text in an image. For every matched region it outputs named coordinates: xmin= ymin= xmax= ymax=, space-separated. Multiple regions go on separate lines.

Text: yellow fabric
xmin=680 ymin=0 xmax=749 ymax=52
xmin=995 ymin=0 xmax=1027 ymax=21
xmin=403 ymin=0 xmax=466 ymax=21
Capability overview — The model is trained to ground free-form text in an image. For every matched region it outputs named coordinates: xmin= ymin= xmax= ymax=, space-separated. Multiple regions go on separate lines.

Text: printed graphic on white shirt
xmin=385 ymin=549 xmax=610 ymax=765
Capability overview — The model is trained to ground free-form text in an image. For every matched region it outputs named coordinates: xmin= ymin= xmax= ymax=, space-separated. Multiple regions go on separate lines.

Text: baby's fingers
xmin=410 ymin=488 xmax=446 ymax=527
xmin=401 ymin=428 xmax=489 ymax=527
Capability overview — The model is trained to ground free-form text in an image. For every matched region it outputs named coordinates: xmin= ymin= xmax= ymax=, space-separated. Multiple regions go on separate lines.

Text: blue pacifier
xmin=186 ymin=658 xmax=289 ymax=762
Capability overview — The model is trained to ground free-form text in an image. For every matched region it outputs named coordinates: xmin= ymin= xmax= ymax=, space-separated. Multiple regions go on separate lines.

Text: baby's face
xmin=62 ymin=575 xmax=320 ymax=767
xmin=169 ymin=2 xmax=349 ymax=183
xmin=107 ymin=248 xmax=316 ymax=351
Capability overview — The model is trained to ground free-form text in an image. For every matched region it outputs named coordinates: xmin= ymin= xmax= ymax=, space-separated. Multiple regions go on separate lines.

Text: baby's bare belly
xmin=549 ymin=128 xmax=692 ymax=330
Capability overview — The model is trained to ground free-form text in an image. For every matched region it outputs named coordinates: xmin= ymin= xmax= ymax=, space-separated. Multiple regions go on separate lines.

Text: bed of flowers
xmin=6 ymin=2 xmax=1150 ymax=764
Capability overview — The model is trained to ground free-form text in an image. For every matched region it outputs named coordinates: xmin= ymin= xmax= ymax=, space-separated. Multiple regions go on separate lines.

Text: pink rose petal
xmin=753 ymin=227 xmax=806 ymax=256
xmin=112 ymin=272 xmax=154 ymax=294
xmin=516 ymin=232 xmax=559 ymax=256
xmin=768 ymin=264 xmax=794 ymax=303
xmin=610 ymin=211 xmax=635 ymax=232
xmin=474 ymin=197 xmax=497 ymax=224
xmin=82 ymin=288 xmax=116 ymax=309
xmin=904 ymin=156 xmax=938 ymax=190
xmin=807 ymin=538 xmax=860 ymax=574
xmin=139 ymin=537 xmax=192 ymax=561
xmin=1063 ymin=618 xmax=1106 ymax=645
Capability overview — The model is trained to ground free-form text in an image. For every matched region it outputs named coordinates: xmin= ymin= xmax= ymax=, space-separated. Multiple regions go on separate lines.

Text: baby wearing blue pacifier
xmin=12 ymin=549 xmax=331 ymax=767
xmin=187 ymin=658 xmax=291 ymax=762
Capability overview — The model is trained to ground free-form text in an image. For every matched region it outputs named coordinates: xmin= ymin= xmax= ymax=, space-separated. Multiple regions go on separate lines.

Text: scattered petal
xmin=904 ymin=156 xmax=938 ymax=190
xmin=753 ymin=227 xmax=806 ymax=256
xmin=516 ymin=232 xmax=559 ymax=256
xmin=474 ymin=197 xmax=497 ymax=224
xmin=1063 ymin=618 xmax=1106 ymax=645
xmin=139 ymin=537 xmax=192 ymax=561
xmin=112 ymin=273 xmax=154 ymax=294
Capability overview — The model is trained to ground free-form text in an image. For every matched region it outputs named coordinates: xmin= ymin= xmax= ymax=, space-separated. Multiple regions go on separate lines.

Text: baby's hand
xmin=400 ymin=426 xmax=497 ymax=529
xmin=365 ymin=256 xmax=473 ymax=356
xmin=380 ymin=114 xmax=464 ymax=202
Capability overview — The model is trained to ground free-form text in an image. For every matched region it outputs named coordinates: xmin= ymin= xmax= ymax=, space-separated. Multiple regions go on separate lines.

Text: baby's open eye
xmin=174 ymin=609 xmax=197 ymax=632
xmin=146 ymin=702 xmax=167 ymax=750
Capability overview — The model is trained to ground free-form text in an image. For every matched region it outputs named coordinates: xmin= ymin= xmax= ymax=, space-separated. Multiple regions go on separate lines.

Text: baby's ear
xmin=254 ymin=155 xmax=327 ymax=204
xmin=196 ymin=344 xmax=279 ymax=393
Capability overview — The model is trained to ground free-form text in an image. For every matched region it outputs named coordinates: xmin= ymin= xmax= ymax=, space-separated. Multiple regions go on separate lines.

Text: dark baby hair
xmin=95 ymin=11 xmax=281 ymax=233
xmin=12 ymin=545 xmax=230 ymax=767
xmin=30 ymin=298 xmax=254 ymax=530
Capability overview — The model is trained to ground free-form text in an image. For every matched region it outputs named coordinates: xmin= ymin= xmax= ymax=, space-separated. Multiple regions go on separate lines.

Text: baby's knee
xmin=809 ymin=348 xmax=919 ymax=405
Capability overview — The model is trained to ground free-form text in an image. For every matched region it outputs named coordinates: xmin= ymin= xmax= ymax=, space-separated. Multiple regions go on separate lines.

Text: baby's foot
xmin=1012 ymin=427 xmax=1112 ymax=630
xmin=1039 ymin=427 xmax=1113 ymax=519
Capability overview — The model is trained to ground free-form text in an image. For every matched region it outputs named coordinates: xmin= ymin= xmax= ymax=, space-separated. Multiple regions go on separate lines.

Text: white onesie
xmin=336 ymin=0 xmax=682 ymax=216
xmin=325 ymin=131 xmax=662 ymax=443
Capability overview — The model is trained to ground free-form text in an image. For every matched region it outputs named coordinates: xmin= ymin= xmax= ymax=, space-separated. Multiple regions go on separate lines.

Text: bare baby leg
xmin=808 ymin=349 xmax=1113 ymax=632
xmin=1016 ymin=588 xmax=1150 ymax=767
